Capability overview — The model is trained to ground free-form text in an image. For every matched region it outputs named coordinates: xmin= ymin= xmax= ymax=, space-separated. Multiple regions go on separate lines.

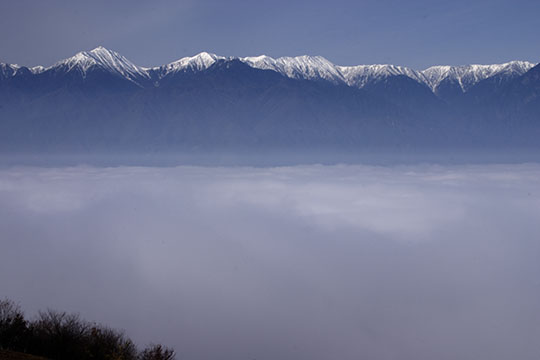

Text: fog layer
xmin=1 ymin=164 xmax=539 ymax=360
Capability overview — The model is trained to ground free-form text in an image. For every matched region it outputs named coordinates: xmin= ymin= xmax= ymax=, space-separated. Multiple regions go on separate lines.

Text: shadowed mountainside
xmin=0 ymin=49 xmax=538 ymax=153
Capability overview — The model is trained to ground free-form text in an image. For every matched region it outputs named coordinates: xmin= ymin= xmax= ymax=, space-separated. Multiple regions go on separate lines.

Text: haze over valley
xmin=2 ymin=164 xmax=540 ymax=360
xmin=2 ymin=1 xmax=540 ymax=359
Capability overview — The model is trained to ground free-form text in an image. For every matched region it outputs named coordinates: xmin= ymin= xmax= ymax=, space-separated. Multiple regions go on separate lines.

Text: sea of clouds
xmin=1 ymin=163 xmax=540 ymax=360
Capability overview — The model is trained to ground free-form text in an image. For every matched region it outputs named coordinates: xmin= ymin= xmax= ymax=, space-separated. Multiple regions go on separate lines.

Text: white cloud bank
xmin=1 ymin=164 xmax=540 ymax=360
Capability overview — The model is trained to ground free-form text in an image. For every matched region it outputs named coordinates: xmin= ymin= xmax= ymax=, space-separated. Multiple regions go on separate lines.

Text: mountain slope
xmin=0 ymin=47 xmax=539 ymax=153
xmin=338 ymin=64 xmax=425 ymax=88
xmin=2 ymin=47 xmax=535 ymax=95
xmin=422 ymin=61 xmax=535 ymax=99
xmin=46 ymin=46 xmax=149 ymax=84
xmin=241 ymin=55 xmax=345 ymax=84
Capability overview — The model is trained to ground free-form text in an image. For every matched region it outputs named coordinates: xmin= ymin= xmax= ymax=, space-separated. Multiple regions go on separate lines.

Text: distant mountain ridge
xmin=0 ymin=47 xmax=539 ymax=153
xmin=2 ymin=47 xmax=535 ymax=93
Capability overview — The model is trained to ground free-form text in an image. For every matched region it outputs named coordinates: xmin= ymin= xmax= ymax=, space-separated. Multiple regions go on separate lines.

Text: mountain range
xmin=1 ymin=47 xmax=539 ymax=153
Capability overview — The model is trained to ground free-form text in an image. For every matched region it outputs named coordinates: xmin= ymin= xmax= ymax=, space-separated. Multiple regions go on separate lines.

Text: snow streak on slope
xmin=0 ymin=63 xmax=20 ymax=78
xmin=232 ymin=55 xmax=534 ymax=91
xmin=47 ymin=46 xmax=150 ymax=84
xmin=422 ymin=61 xmax=535 ymax=92
xmin=338 ymin=64 xmax=426 ymax=88
xmin=155 ymin=52 xmax=226 ymax=77
xmin=242 ymin=55 xmax=345 ymax=84
xmin=0 ymin=46 xmax=537 ymax=93
xmin=242 ymin=55 xmax=426 ymax=87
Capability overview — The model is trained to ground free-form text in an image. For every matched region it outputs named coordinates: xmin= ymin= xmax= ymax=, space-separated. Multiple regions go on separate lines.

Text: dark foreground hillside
xmin=0 ymin=299 xmax=174 ymax=360
xmin=0 ymin=350 xmax=50 ymax=360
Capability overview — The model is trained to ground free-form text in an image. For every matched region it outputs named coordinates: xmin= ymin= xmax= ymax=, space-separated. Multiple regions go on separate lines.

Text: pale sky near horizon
xmin=0 ymin=0 xmax=538 ymax=70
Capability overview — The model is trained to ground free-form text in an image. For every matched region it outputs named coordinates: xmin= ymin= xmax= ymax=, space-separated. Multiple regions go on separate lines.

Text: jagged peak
xmin=159 ymin=52 xmax=226 ymax=74
xmin=30 ymin=65 xmax=46 ymax=74
xmin=421 ymin=60 xmax=536 ymax=92
xmin=240 ymin=54 xmax=272 ymax=64
xmin=49 ymin=46 xmax=149 ymax=82
xmin=89 ymin=45 xmax=110 ymax=53
xmin=0 ymin=63 xmax=18 ymax=78
xmin=0 ymin=63 xmax=47 ymax=75
xmin=0 ymin=63 xmax=42 ymax=78
xmin=0 ymin=63 xmax=20 ymax=69
xmin=424 ymin=60 xmax=534 ymax=72
xmin=337 ymin=63 xmax=425 ymax=87
xmin=2 ymin=48 xmax=537 ymax=93
xmin=241 ymin=54 xmax=345 ymax=83
xmin=242 ymin=54 xmax=272 ymax=61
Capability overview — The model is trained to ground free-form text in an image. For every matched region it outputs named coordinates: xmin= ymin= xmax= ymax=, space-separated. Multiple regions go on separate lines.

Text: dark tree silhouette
xmin=0 ymin=299 xmax=29 ymax=352
xmin=0 ymin=299 xmax=175 ymax=360
xmin=139 ymin=344 xmax=175 ymax=360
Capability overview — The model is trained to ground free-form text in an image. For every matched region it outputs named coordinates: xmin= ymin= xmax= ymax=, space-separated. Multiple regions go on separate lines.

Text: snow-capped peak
xmin=421 ymin=61 xmax=536 ymax=92
xmin=49 ymin=46 xmax=149 ymax=82
xmin=0 ymin=63 xmax=20 ymax=77
xmin=30 ymin=65 xmax=46 ymax=74
xmin=158 ymin=52 xmax=226 ymax=75
xmin=240 ymin=56 xmax=536 ymax=92
xmin=2 ymin=48 xmax=537 ymax=95
xmin=241 ymin=55 xmax=431 ymax=87
xmin=241 ymin=55 xmax=345 ymax=84
xmin=337 ymin=64 xmax=425 ymax=88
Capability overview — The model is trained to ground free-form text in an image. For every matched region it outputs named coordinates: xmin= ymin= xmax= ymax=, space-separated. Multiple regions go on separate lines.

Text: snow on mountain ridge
xmin=1 ymin=47 xmax=536 ymax=93
xmin=30 ymin=65 xmax=46 ymax=74
xmin=242 ymin=55 xmax=345 ymax=84
xmin=422 ymin=61 xmax=535 ymax=92
xmin=241 ymin=55 xmax=428 ymax=87
xmin=156 ymin=52 xmax=226 ymax=76
xmin=48 ymin=46 xmax=149 ymax=84
xmin=0 ymin=63 xmax=20 ymax=77
xmin=338 ymin=64 xmax=426 ymax=88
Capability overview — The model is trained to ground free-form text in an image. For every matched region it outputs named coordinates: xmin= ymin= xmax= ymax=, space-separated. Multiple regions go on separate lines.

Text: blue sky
xmin=0 ymin=0 xmax=538 ymax=69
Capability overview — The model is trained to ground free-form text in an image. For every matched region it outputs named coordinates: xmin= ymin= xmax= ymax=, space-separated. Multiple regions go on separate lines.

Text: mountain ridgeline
xmin=0 ymin=47 xmax=539 ymax=153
